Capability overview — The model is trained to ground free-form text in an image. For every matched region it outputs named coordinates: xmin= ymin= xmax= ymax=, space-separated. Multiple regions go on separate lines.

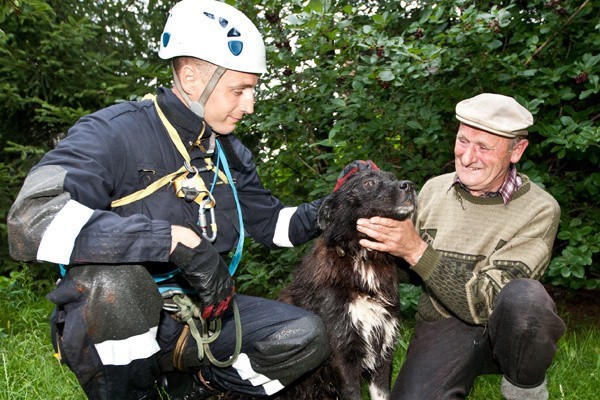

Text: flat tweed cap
xmin=455 ymin=93 xmax=533 ymax=138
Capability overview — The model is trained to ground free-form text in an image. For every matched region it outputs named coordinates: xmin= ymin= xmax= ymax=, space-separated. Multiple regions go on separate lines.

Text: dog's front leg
xmin=331 ymin=355 xmax=363 ymax=400
xmin=367 ymin=357 xmax=393 ymax=400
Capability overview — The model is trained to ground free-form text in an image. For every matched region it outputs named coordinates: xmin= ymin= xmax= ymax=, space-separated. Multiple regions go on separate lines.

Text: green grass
xmin=0 ymin=271 xmax=84 ymax=399
xmin=391 ymin=313 xmax=600 ymax=400
xmin=1 ymin=272 xmax=598 ymax=399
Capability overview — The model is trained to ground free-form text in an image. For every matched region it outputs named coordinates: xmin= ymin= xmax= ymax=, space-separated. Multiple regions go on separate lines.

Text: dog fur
xmin=275 ymin=168 xmax=416 ymax=400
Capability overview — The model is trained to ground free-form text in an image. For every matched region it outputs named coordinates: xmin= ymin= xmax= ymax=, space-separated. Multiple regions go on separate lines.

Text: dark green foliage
xmin=0 ymin=0 xmax=171 ymax=148
xmin=398 ymin=283 xmax=423 ymax=318
xmin=1 ymin=0 xmax=598 ymax=294
xmin=233 ymin=0 xmax=599 ymax=293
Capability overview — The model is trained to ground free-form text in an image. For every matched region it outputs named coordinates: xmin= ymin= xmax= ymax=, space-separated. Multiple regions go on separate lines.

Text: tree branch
xmin=524 ymin=0 xmax=591 ymax=66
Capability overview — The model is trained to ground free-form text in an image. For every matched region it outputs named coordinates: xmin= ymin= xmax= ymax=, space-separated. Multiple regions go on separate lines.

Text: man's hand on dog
xmin=357 ymin=217 xmax=428 ymax=266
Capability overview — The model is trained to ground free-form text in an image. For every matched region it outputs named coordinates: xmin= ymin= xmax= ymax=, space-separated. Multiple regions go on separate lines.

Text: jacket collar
xmin=156 ymin=87 xmax=214 ymax=155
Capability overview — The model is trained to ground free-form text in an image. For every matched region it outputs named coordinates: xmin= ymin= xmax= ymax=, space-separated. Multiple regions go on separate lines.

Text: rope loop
xmin=171 ymin=294 xmax=242 ymax=368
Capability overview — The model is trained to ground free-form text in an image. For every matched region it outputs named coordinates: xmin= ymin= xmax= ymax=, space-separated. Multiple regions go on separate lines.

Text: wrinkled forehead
xmin=456 ymin=124 xmax=513 ymax=151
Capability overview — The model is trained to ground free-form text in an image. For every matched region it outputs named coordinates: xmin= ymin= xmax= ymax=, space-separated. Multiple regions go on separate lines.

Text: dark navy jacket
xmin=7 ymin=87 xmax=321 ymax=272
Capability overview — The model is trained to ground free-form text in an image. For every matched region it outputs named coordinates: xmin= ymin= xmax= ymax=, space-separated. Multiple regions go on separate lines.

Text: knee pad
xmin=47 ymin=265 xmax=164 ymax=399
xmin=63 ymin=264 xmax=163 ymax=341
xmin=252 ymin=314 xmax=331 ymax=386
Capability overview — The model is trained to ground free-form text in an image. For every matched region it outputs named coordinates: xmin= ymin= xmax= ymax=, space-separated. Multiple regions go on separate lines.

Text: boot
xmin=158 ymin=371 xmax=219 ymax=400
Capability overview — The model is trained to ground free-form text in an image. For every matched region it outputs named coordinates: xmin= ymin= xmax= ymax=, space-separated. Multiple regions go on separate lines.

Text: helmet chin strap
xmin=172 ymin=63 xmax=227 ymax=154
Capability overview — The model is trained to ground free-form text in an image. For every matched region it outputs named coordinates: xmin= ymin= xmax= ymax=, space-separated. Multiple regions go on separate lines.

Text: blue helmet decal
xmin=228 ymin=41 xmax=243 ymax=56
xmin=199 ymin=9 xmax=243 ymax=57
xmin=162 ymin=32 xmax=171 ymax=47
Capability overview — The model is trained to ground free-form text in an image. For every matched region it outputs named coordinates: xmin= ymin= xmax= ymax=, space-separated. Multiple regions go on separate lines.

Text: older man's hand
xmin=356 ymin=217 xmax=428 ymax=266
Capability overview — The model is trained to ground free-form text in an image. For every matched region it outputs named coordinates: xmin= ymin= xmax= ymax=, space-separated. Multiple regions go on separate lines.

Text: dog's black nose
xmin=398 ymin=180 xmax=414 ymax=191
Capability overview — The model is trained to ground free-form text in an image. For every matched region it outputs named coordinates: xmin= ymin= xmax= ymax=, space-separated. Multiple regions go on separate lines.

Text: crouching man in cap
xmin=357 ymin=93 xmax=566 ymax=399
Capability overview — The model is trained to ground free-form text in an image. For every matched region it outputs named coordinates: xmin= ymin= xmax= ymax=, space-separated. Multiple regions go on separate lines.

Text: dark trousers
xmin=392 ymin=279 xmax=566 ymax=400
xmin=48 ymin=264 xmax=329 ymax=400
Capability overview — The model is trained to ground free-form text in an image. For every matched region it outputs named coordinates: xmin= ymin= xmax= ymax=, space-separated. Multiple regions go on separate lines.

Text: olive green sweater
xmin=411 ymin=172 xmax=560 ymax=325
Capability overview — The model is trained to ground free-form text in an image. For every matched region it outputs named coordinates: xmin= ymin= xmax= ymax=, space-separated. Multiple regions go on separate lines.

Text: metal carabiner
xmin=198 ymin=198 xmax=217 ymax=242
xmin=183 ymin=161 xmax=196 ymax=174
xmin=184 ymin=161 xmax=209 ymax=174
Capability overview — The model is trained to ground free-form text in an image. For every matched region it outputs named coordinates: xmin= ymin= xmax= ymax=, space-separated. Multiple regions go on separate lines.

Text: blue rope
xmin=215 ymin=140 xmax=245 ymax=275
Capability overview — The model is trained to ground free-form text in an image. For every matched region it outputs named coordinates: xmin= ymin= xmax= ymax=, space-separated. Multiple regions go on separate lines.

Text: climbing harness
xmin=110 ymin=95 xmax=227 ymax=214
xmin=110 ymin=94 xmax=245 ymax=272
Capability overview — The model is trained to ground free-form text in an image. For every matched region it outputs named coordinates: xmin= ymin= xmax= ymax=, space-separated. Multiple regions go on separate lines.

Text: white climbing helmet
xmin=159 ymin=0 xmax=267 ymax=74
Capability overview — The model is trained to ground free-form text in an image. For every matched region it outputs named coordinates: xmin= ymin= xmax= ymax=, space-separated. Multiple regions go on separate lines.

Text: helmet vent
xmin=219 ymin=17 xmax=228 ymax=28
xmin=228 ymin=41 xmax=243 ymax=56
xmin=227 ymin=28 xmax=240 ymax=37
xmin=162 ymin=32 xmax=171 ymax=47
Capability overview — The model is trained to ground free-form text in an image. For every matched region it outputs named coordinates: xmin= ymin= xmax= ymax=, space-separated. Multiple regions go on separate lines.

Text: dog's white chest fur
xmin=347 ymin=257 xmax=399 ymax=374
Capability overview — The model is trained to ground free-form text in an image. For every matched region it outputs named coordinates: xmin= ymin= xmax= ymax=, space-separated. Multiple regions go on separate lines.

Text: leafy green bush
xmin=235 ymin=0 xmax=599 ymax=291
xmin=1 ymin=0 xmax=598 ymax=291
xmin=234 ymin=239 xmax=312 ymax=299
xmin=548 ymin=218 xmax=600 ymax=289
xmin=398 ymin=283 xmax=422 ymax=318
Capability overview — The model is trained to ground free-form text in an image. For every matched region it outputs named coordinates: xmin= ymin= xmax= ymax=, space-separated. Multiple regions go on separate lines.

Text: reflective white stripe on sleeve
xmin=272 ymin=207 xmax=297 ymax=248
xmin=37 ymin=199 xmax=94 ymax=264
xmin=232 ymin=353 xmax=285 ymax=395
xmin=95 ymin=326 xmax=160 ymax=366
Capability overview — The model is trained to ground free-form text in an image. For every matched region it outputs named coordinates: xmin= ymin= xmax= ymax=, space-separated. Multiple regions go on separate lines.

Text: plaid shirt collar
xmin=453 ymin=165 xmax=521 ymax=205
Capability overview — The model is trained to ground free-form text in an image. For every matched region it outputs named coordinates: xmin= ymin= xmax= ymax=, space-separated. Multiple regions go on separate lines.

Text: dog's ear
xmin=317 ymin=195 xmax=334 ymax=231
xmin=317 ymin=189 xmax=358 ymax=247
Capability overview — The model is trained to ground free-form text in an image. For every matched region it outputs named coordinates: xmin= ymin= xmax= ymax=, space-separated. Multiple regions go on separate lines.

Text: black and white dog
xmin=277 ymin=166 xmax=416 ymax=400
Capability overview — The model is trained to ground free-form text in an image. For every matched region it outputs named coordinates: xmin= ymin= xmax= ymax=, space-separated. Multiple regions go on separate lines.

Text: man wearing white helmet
xmin=159 ymin=0 xmax=267 ymax=131
xmin=7 ymin=0 xmax=330 ymax=399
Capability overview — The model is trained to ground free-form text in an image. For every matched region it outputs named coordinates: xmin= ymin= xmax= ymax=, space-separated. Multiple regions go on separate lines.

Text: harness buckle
xmin=174 ymin=166 xmax=209 ymax=203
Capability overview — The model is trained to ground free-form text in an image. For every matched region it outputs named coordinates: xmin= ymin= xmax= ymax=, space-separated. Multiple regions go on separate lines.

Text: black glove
xmin=169 ymin=241 xmax=235 ymax=321
xmin=333 ymin=160 xmax=379 ymax=191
